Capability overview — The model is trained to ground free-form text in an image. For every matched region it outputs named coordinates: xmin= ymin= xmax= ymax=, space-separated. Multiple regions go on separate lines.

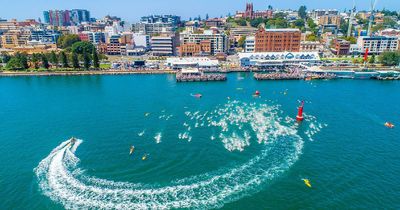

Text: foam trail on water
xmin=35 ymin=101 xmax=323 ymax=209
xmin=154 ymin=132 xmax=162 ymax=144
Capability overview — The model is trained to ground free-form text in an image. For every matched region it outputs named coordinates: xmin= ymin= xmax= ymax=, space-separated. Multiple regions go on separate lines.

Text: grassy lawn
xmin=100 ymin=63 xmax=111 ymax=69
xmin=321 ymin=57 xmax=355 ymax=61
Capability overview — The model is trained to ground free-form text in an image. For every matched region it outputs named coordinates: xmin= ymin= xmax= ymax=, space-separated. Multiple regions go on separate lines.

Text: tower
xmin=245 ymin=3 xmax=254 ymax=19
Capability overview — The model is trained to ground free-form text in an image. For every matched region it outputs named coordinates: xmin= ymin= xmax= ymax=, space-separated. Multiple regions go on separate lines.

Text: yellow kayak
xmin=302 ymin=179 xmax=312 ymax=188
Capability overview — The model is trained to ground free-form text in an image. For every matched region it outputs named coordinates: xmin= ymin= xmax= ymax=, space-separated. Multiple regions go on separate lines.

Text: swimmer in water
xmin=142 ymin=154 xmax=148 ymax=160
xmin=129 ymin=146 xmax=135 ymax=155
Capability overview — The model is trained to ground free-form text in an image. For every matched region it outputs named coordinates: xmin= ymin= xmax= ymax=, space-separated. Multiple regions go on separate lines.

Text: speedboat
xmin=192 ymin=93 xmax=202 ymax=98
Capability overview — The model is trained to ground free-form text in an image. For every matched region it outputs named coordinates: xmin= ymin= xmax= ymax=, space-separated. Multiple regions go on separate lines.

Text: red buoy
xmin=296 ymin=101 xmax=304 ymax=121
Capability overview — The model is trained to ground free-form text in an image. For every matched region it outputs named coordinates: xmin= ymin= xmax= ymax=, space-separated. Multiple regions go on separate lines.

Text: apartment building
xmin=357 ymin=36 xmax=399 ymax=54
xmin=180 ymin=30 xmax=228 ymax=55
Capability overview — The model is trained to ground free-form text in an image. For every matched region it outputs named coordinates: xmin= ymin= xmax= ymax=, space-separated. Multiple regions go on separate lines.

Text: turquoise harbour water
xmin=1 ymin=74 xmax=400 ymax=209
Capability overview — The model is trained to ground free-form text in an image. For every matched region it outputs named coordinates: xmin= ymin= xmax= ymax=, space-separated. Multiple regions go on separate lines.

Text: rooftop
xmin=264 ymin=28 xmax=301 ymax=32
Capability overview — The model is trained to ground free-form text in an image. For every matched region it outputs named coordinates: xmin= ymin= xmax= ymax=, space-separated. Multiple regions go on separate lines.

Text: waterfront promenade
xmin=0 ymin=69 xmax=176 ymax=77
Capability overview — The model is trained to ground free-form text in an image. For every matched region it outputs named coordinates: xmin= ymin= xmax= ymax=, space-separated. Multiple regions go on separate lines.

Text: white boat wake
xmin=35 ymin=101 xmax=322 ymax=209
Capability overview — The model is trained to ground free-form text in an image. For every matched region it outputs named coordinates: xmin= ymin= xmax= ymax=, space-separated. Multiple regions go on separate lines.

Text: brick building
xmin=178 ymin=40 xmax=211 ymax=56
xmin=333 ymin=39 xmax=350 ymax=55
xmin=254 ymin=28 xmax=301 ymax=52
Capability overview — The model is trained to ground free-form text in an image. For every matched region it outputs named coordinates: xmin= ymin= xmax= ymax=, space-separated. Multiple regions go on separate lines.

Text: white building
xmin=245 ymin=36 xmax=255 ymax=53
xmin=151 ymin=34 xmax=178 ymax=56
xmin=180 ymin=30 xmax=228 ymax=55
xmin=239 ymin=52 xmax=321 ymax=67
xmin=105 ymin=22 xmax=124 ymax=37
xmin=300 ymin=41 xmax=323 ymax=52
xmin=132 ymin=33 xmax=150 ymax=49
xmin=349 ymin=44 xmax=362 ymax=54
xmin=357 ymin=36 xmax=399 ymax=54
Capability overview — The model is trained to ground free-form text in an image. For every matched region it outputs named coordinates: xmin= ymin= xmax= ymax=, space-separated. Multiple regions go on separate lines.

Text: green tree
xmin=98 ymin=54 xmax=108 ymax=61
xmin=71 ymin=41 xmax=95 ymax=55
xmin=31 ymin=53 xmax=41 ymax=69
xmin=306 ymin=34 xmax=318 ymax=41
xmin=41 ymin=54 xmax=50 ymax=69
xmin=57 ymin=34 xmax=81 ymax=49
xmin=60 ymin=51 xmax=69 ymax=68
xmin=50 ymin=51 xmax=58 ymax=68
xmin=383 ymin=17 xmax=397 ymax=28
xmin=298 ymin=6 xmax=307 ymax=19
xmin=17 ymin=53 xmax=29 ymax=69
xmin=1 ymin=53 xmax=11 ymax=63
xmin=92 ymin=48 xmax=100 ymax=69
xmin=236 ymin=18 xmax=247 ymax=26
xmin=341 ymin=36 xmax=357 ymax=44
xmin=6 ymin=57 xmax=24 ymax=70
xmin=250 ymin=18 xmax=265 ymax=28
xmin=379 ymin=51 xmax=400 ymax=66
xmin=6 ymin=53 xmax=28 ymax=70
xmin=372 ymin=24 xmax=385 ymax=32
xmin=340 ymin=19 xmax=349 ymax=35
xmin=369 ymin=54 xmax=375 ymax=64
xmin=83 ymin=52 xmax=90 ymax=70
xmin=237 ymin=36 xmax=247 ymax=48
xmin=71 ymin=52 xmax=80 ymax=69
xmin=293 ymin=19 xmax=305 ymax=28
xmin=307 ymin=18 xmax=317 ymax=29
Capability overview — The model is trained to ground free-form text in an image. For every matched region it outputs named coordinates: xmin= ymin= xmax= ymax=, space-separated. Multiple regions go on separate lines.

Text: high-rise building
xmin=43 ymin=10 xmax=71 ymax=26
xmin=254 ymin=28 xmax=301 ymax=52
xmin=70 ymin=9 xmax=91 ymax=24
xmin=132 ymin=15 xmax=181 ymax=35
xmin=43 ymin=9 xmax=90 ymax=26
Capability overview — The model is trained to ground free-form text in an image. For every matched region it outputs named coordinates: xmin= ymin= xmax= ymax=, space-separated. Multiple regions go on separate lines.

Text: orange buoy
xmin=296 ymin=101 xmax=304 ymax=121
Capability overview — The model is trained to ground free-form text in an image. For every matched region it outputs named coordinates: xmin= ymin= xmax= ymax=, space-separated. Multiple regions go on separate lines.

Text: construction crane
xmin=347 ymin=0 xmax=356 ymax=37
xmin=367 ymin=0 xmax=378 ymax=36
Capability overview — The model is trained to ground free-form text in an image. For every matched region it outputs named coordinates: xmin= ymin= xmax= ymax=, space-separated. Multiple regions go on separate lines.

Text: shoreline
xmin=0 ymin=70 xmax=177 ymax=77
xmin=1 ymin=67 xmax=399 ymax=79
